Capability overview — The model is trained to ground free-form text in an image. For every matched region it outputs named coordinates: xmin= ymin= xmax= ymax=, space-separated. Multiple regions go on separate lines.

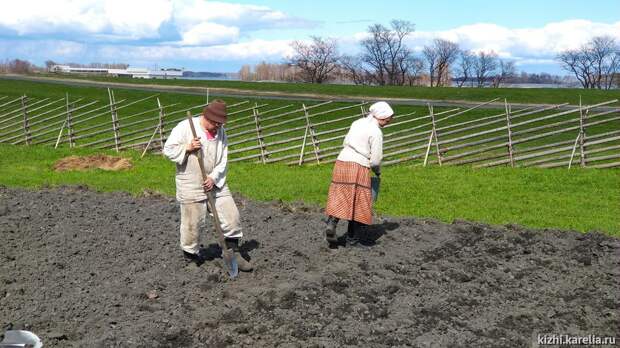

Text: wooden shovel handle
xmin=186 ymin=112 xmax=228 ymax=249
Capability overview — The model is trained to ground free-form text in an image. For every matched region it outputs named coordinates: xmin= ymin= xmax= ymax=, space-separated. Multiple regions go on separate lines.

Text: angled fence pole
xmin=252 ymin=103 xmax=267 ymax=164
xmin=423 ymin=130 xmax=434 ymax=167
xmin=428 ymin=103 xmax=442 ymax=166
xmin=141 ymin=123 xmax=161 ymax=158
xmin=108 ymin=88 xmax=121 ymax=152
xmin=302 ymin=103 xmax=321 ymax=164
xmin=567 ymin=132 xmax=581 ymax=169
xmin=54 ymin=93 xmax=70 ymax=148
xmin=21 ymin=95 xmax=31 ymax=145
xmin=505 ymin=99 xmax=515 ymax=167
xmin=298 ymin=125 xmax=309 ymax=166
xmin=140 ymin=98 xmax=166 ymax=158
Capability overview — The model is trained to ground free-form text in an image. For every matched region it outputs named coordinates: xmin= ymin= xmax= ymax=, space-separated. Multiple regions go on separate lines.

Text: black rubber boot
xmin=183 ymin=250 xmax=205 ymax=266
xmin=345 ymin=221 xmax=366 ymax=248
xmin=324 ymin=216 xmax=339 ymax=244
xmin=225 ymin=238 xmax=254 ymax=272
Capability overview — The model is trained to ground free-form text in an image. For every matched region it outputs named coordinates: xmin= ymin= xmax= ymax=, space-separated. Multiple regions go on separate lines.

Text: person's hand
xmin=371 ymin=166 xmax=381 ymax=177
xmin=203 ymin=176 xmax=215 ymax=191
xmin=186 ymin=137 xmax=201 ymax=152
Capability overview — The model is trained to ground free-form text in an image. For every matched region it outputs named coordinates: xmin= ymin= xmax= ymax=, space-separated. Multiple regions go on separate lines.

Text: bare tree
xmin=290 ymin=36 xmax=340 ymax=83
xmin=7 ymin=59 xmax=34 ymax=74
xmin=402 ymin=56 xmax=425 ymax=86
xmin=473 ymin=51 xmax=498 ymax=87
xmin=557 ymin=36 xmax=620 ymax=89
xmin=339 ymin=54 xmax=370 ymax=85
xmin=422 ymin=46 xmax=439 ymax=87
xmin=492 ymin=60 xmax=516 ymax=87
xmin=359 ymin=20 xmax=415 ymax=85
xmin=455 ymin=50 xmax=475 ymax=87
xmin=590 ymin=36 xmax=620 ymax=89
xmin=423 ymin=39 xmax=460 ymax=87
xmin=238 ymin=64 xmax=253 ymax=81
xmin=557 ymin=49 xmax=593 ymax=88
xmin=434 ymin=39 xmax=460 ymax=87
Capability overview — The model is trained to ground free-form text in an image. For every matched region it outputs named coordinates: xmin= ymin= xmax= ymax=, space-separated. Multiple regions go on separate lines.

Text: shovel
xmin=186 ymin=111 xmax=238 ymax=278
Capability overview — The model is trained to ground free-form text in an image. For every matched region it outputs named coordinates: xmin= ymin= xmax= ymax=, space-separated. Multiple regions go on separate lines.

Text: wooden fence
xmin=0 ymin=90 xmax=618 ymax=169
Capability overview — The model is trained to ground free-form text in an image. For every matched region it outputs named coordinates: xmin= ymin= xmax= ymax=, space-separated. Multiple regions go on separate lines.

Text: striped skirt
xmin=325 ymin=160 xmax=373 ymax=225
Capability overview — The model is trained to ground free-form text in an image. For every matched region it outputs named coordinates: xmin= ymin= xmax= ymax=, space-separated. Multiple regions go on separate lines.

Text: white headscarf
xmin=369 ymin=101 xmax=394 ymax=120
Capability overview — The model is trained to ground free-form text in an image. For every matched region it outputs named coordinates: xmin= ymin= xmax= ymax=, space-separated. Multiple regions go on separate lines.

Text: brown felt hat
xmin=202 ymin=99 xmax=227 ymax=124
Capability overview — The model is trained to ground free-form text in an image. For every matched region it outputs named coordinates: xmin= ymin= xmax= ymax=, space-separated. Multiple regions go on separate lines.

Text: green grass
xmin=9 ymin=73 xmax=620 ymax=106
xmin=1 ymin=144 xmax=618 ymax=235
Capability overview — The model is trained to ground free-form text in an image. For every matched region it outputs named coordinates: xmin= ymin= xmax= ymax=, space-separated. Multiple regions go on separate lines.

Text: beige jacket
xmin=163 ymin=117 xmax=230 ymax=203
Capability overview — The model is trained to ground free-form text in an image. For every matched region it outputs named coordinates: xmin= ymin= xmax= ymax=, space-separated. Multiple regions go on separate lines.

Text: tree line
xmin=239 ymin=20 xmax=620 ymax=89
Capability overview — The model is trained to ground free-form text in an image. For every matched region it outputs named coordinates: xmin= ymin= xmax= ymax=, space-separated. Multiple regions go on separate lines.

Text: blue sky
xmin=0 ymin=0 xmax=619 ymax=74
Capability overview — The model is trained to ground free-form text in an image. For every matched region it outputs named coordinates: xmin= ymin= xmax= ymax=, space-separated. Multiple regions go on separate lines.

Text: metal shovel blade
xmin=371 ymin=176 xmax=381 ymax=202
xmin=222 ymin=248 xmax=239 ymax=278
xmin=0 ymin=330 xmax=43 ymax=348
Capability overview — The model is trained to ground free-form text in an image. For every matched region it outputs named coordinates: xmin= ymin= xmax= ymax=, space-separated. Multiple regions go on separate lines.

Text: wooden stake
xmin=505 ymin=99 xmax=515 ymax=167
xmin=67 ymin=102 xmax=75 ymax=148
xmin=21 ymin=96 xmax=31 ymax=145
xmin=578 ymin=96 xmax=587 ymax=167
xmin=108 ymin=88 xmax=121 ymax=152
xmin=157 ymin=97 xmax=166 ymax=153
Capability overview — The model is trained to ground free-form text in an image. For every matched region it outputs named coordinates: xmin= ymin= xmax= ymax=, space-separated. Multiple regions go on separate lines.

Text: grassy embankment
xmin=11 ymin=73 xmax=620 ymax=105
xmin=0 ymin=78 xmax=618 ymax=235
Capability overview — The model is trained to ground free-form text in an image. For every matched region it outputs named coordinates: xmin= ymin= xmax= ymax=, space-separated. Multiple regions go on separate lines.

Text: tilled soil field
xmin=0 ymin=186 xmax=618 ymax=347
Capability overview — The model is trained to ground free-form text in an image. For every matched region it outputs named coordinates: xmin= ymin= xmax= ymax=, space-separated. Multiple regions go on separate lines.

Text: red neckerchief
xmin=206 ymin=128 xmax=217 ymax=140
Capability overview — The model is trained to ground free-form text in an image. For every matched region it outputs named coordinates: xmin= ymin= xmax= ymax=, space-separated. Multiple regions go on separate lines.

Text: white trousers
xmin=179 ymin=196 xmax=242 ymax=254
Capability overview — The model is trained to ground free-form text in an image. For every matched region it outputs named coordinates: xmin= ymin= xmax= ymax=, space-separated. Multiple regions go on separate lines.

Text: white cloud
xmin=402 ymin=20 xmax=620 ymax=60
xmin=179 ymin=22 xmax=239 ymax=45
xmin=2 ymin=5 xmax=619 ymax=74
xmin=0 ymin=0 xmax=172 ymax=39
xmin=94 ymin=39 xmax=294 ymax=62
xmin=0 ymin=0 xmax=316 ymax=45
xmin=0 ymin=40 xmax=87 ymax=59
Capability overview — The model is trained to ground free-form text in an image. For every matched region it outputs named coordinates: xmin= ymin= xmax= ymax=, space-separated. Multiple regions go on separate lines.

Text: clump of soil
xmin=52 ymin=155 xmax=132 ymax=171
xmin=0 ymin=186 xmax=618 ymax=347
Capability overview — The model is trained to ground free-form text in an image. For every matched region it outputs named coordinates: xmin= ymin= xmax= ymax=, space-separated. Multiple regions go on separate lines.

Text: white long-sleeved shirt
xmin=163 ymin=117 xmax=229 ymax=203
xmin=336 ymin=116 xmax=383 ymax=170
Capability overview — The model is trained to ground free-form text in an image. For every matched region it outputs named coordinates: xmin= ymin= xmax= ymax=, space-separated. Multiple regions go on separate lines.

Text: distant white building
xmin=51 ymin=65 xmax=183 ymax=79
xmin=149 ymin=68 xmax=184 ymax=79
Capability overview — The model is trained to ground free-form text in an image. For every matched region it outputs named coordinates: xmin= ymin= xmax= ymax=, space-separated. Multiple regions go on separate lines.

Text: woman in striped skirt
xmin=324 ymin=101 xmax=394 ymax=246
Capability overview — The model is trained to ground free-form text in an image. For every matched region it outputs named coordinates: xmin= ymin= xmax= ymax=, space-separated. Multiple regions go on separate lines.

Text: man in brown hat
xmin=163 ymin=99 xmax=253 ymax=271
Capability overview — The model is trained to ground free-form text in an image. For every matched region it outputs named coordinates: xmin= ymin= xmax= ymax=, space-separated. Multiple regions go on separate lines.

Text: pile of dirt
xmin=0 ymin=186 xmax=618 ymax=347
xmin=52 ymin=155 xmax=132 ymax=172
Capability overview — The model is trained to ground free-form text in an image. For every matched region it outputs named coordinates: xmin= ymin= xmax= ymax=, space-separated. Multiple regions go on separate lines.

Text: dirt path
xmin=0 ymin=186 xmax=618 ymax=347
